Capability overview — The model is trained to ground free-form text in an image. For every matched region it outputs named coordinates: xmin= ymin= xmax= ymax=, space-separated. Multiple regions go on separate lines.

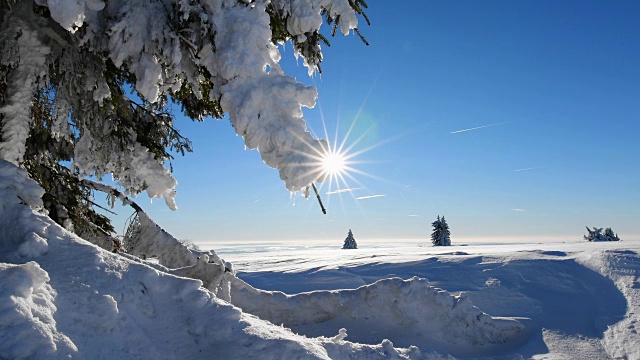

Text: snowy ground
xmin=2 ymin=161 xmax=639 ymax=359
xmin=219 ymin=240 xmax=640 ymax=359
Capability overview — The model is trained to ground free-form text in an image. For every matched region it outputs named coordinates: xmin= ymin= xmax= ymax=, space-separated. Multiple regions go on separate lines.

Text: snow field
xmin=2 ymin=160 xmax=639 ymax=359
xmin=224 ymin=241 xmax=640 ymax=359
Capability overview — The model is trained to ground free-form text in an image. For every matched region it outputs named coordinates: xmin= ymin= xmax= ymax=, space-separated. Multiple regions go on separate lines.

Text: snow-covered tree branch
xmin=0 ymin=0 xmax=369 ymax=234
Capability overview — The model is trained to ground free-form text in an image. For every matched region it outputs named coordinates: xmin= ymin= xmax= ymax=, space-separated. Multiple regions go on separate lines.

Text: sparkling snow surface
xmin=219 ymin=240 xmax=640 ymax=359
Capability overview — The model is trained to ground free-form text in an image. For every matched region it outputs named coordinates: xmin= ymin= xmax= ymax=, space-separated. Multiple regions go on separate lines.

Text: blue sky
xmin=108 ymin=1 xmax=639 ymax=244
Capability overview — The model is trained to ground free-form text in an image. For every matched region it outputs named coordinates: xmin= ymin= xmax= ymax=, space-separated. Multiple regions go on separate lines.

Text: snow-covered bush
xmin=342 ymin=229 xmax=358 ymax=249
xmin=584 ymin=226 xmax=621 ymax=242
xmin=431 ymin=216 xmax=451 ymax=246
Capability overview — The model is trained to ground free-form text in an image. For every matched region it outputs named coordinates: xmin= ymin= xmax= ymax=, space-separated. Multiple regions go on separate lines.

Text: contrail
xmin=514 ymin=166 xmax=544 ymax=172
xmin=451 ymin=121 xmax=511 ymax=134
xmin=325 ymin=187 xmax=362 ymax=195
xmin=355 ymin=194 xmax=386 ymax=200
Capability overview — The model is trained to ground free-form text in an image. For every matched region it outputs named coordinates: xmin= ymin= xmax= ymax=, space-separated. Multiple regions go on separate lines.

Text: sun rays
xmin=294 ymin=106 xmax=390 ymax=216
xmin=321 ymin=149 xmax=347 ymax=177
xmin=283 ymin=70 xmax=395 ymax=214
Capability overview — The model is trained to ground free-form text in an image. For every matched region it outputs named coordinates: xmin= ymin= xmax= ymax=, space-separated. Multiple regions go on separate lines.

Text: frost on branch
xmin=0 ymin=0 xmax=368 ymax=234
xmin=0 ymin=20 xmax=50 ymax=165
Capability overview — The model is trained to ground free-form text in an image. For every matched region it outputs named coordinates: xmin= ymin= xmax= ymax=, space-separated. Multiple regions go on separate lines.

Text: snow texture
xmin=272 ymin=0 xmax=359 ymax=74
xmin=576 ymin=249 xmax=640 ymax=360
xmin=230 ymin=276 xmax=524 ymax=357
xmin=225 ymin=239 xmax=640 ymax=359
xmin=0 ymin=262 xmax=77 ymax=358
xmin=0 ymin=20 xmax=50 ymax=165
xmin=73 ymin=131 xmax=179 ymax=210
xmin=0 ymin=161 xmax=49 ymax=258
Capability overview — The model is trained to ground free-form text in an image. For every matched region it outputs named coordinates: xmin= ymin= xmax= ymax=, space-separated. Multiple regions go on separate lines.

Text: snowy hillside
xmin=1 ymin=160 xmax=639 ymax=359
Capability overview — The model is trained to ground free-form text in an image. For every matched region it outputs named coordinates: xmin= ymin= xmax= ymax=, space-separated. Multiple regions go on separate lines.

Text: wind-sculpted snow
xmin=229 ymin=276 xmax=524 ymax=357
xmin=0 ymin=262 xmax=77 ymax=358
xmin=576 ymin=249 xmax=640 ymax=360
xmin=0 ymin=160 xmax=49 ymax=258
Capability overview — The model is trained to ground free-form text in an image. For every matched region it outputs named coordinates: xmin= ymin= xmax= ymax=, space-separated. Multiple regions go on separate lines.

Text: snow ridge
xmin=229 ymin=275 xmax=524 ymax=357
xmin=576 ymin=249 xmax=640 ymax=360
xmin=0 ymin=262 xmax=77 ymax=358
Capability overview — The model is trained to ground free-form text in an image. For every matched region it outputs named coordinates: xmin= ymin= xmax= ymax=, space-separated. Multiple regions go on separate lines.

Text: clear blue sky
xmin=108 ymin=1 xmax=640 ymax=244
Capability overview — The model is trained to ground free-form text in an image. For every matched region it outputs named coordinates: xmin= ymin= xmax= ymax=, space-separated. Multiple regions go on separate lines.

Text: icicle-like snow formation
xmin=0 ymin=20 xmax=50 ymax=165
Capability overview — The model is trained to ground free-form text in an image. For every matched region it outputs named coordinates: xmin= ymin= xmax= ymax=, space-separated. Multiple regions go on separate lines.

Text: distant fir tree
xmin=584 ymin=226 xmax=620 ymax=242
xmin=342 ymin=229 xmax=358 ymax=249
xmin=431 ymin=215 xmax=451 ymax=246
xmin=604 ymin=228 xmax=620 ymax=241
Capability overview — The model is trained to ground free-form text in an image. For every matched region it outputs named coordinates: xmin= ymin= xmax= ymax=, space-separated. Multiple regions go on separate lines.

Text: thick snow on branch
xmin=0 ymin=21 xmax=50 ymax=165
xmin=32 ymin=0 xmax=361 ymax=201
xmin=74 ymin=131 xmax=179 ymax=209
xmin=210 ymin=2 xmax=328 ymax=190
xmin=278 ymin=0 xmax=358 ymax=37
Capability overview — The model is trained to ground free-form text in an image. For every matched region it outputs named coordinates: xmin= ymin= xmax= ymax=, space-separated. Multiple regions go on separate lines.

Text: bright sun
xmin=322 ymin=151 xmax=346 ymax=176
xmin=303 ymin=103 xmax=386 ymax=214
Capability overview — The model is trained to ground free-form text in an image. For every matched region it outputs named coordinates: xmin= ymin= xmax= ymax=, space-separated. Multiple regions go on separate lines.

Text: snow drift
xmin=230 ymin=276 xmax=524 ymax=355
xmin=0 ymin=159 xmax=526 ymax=359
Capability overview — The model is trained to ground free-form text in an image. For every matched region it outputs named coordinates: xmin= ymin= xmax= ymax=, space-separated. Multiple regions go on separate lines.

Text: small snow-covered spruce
xmin=342 ymin=229 xmax=358 ymax=249
xmin=584 ymin=226 xmax=620 ymax=242
xmin=0 ymin=0 xmax=369 ymax=240
xmin=431 ymin=215 xmax=451 ymax=246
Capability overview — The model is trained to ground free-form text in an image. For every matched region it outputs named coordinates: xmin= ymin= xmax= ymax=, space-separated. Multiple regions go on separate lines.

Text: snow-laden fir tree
xmin=342 ymin=229 xmax=358 ymax=249
xmin=584 ymin=226 xmax=620 ymax=242
xmin=431 ymin=215 xmax=451 ymax=246
xmin=604 ymin=227 xmax=621 ymax=241
xmin=0 ymin=0 xmax=369 ymax=242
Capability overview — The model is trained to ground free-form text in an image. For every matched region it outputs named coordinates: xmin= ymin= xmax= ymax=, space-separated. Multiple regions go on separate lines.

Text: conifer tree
xmin=584 ymin=226 xmax=620 ymax=242
xmin=440 ymin=216 xmax=451 ymax=246
xmin=431 ymin=216 xmax=442 ymax=245
xmin=603 ymin=228 xmax=620 ymax=241
xmin=431 ymin=215 xmax=451 ymax=246
xmin=0 ymin=0 xmax=369 ymax=242
xmin=342 ymin=229 xmax=358 ymax=249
